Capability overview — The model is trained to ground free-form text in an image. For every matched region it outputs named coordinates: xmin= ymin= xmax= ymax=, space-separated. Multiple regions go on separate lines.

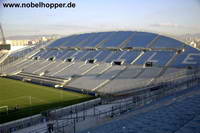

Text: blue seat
xmin=105 ymin=51 xmax=124 ymax=63
xmin=171 ymin=46 xmax=200 ymax=67
xmin=135 ymin=51 xmax=175 ymax=66
xmin=101 ymin=31 xmax=133 ymax=47
xmin=95 ymin=50 xmax=112 ymax=62
xmin=81 ymin=51 xmax=100 ymax=61
xmin=119 ymin=51 xmax=141 ymax=64
xmin=125 ymin=32 xmax=157 ymax=48
xmin=152 ymin=36 xmax=184 ymax=48
xmin=48 ymin=35 xmax=75 ymax=48
xmin=71 ymin=51 xmax=89 ymax=60
xmin=59 ymin=50 xmax=76 ymax=60
xmin=64 ymin=34 xmax=91 ymax=47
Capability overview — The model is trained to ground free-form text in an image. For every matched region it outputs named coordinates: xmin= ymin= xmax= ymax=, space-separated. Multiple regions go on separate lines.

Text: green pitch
xmin=0 ymin=77 xmax=93 ymax=124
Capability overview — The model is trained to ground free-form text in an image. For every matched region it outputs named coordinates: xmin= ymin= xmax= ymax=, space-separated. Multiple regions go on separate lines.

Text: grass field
xmin=0 ymin=77 xmax=93 ymax=124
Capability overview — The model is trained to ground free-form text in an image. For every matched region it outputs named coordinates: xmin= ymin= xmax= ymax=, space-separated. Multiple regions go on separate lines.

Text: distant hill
xmin=178 ymin=33 xmax=200 ymax=39
xmin=7 ymin=33 xmax=200 ymax=41
xmin=6 ymin=34 xmax=61 ymax=40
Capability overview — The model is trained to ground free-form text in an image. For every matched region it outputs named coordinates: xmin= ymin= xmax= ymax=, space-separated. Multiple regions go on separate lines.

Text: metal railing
xmin=0 ymin=98 xmax=101 ymax=133
xmin=0 ymin=68 xmax=199 ymax=133
xmin=27 ymin=69 xmax=200 ymax=133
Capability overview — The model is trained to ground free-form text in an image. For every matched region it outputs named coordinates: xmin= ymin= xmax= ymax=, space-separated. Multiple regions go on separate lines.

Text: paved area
xmin=80 ymin=86 xmax=200 ymax=133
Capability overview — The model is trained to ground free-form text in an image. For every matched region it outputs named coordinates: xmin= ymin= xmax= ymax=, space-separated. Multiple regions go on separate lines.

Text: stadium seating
xmin=98 ymin=66 xmax=143 ymax=93
xmin=48 ymin=33 xmax=108 ymax=48
xmin=71 ymin=51 xmax=89 ymax=60
xmin=62 ymin=33 xmax=91 ymax=47
xmin=80 ymin=51 xmax=100 ymax=61
xmin=35 ymin=60 xmax=65 ymax=75
xmin=53 ymin=50 xmax=66 ymax=59
xmin=152 ymin=35 xmax=184 ymax=48
xmin=124 ymin=32 xmax=157 ymax=48
xmin=53 ymin=62 xmax=87 ymax=78
xmin=28 ymin=31 xmax=200 ymax=68
xmin=118 ymin=51 xmax=141 ymax=64
xmin=59 ymin=50 xmax=77 ymax=60
xmin=47 ymin=35 xmax=76 ymax=48
xmin=33 ymin=61 xmax=59 ymax=74
xmin=100 ymin=31 xmax=133 ymax=47
xmin=1 ymin=31 xmax=200 ymax=133
xmin=98 ymin=67 xmax=163 ymax=94
xmin=162 ymin=67 xmax=186 ymax=75
xmin=23 ymin=59 xmax=51 ymax=73
xmin=81 ymin=32 xmax=111 ymax=47
xmin=34 ymin=49 xmax=50 ymax=59
xmin=176 ymin=114 xmax=200 ymax=133
xmin=104 ymin=51 xmax=124 ymax=62
xmin=16 ymin=72 xmax=66 ymax=86
xmin=135 ymin=51 xmax=175 ymax=66
xmin=46 ymin=61 xmax=74 ymax=76
xmin=171 ymin=46 xmax=200 ymax=67
xmin=2 ymin=31 xmax=200 ymax=95
xmin=95 ymin=50 xmax=112 ymax=62
xmin=67 ymin=63 xmax=116 ymax=90
xmin=3 ymin=59 xmax=35 ymax=74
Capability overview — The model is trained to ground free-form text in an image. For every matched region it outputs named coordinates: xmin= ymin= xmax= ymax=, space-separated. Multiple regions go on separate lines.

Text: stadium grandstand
xmin=0 ymin=31 xmax=200 ymax=133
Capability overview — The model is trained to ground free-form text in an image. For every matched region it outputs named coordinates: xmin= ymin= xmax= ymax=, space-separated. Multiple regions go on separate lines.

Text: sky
xmin=0 ymin=0 xmax=200 ymax=37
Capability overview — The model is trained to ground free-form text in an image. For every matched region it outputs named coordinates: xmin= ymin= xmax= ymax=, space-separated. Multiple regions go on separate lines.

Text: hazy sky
xmin=0 ymin=0 xmax=200 ymax=37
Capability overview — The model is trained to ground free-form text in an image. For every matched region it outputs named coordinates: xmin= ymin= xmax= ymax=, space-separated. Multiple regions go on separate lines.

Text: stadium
xmin=0 ymin=31 xmax=200 ymax=133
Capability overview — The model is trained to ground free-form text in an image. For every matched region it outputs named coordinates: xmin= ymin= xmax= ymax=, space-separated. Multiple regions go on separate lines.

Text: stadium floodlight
xmin=0 ymin=24 xmax=11 ymax=50
xmin=0 ymin=23 xmax=6 ymax=45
